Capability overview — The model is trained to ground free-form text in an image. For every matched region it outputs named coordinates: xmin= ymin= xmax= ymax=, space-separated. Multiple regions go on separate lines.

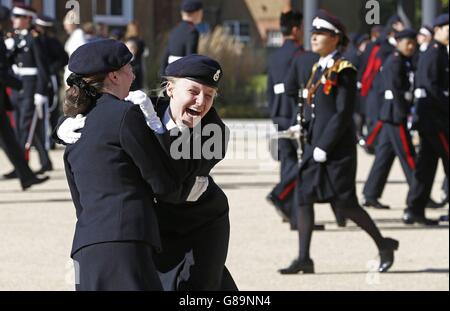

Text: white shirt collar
xmin=318 ymin=50 xmax=338 ymax=70
xmin=163 ymin=106 xmax=178 ymax=131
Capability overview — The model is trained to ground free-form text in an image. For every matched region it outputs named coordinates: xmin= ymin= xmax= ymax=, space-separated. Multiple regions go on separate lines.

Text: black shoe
xmin=21 ymin=176 xmax=50 ymax=191
xmin=35 ymin=163 xmax=53 ymax=175
xmin=266 ymin=193 xmax=290 ymax=223
xmin=3 ymin=170 xmax=18 ymax=180
xmin=440 ymin=215 xmax=449 ymax=222
xmin=378 ymin=238 xmax=399 ymax=273
xmin=427 ymin=198 xmax=446 ymax=209
xmin=279 ymin=258 xmax=315 ymax=275
xmin=402 ymin=210 xmax=439 ymax=226
xmin=362 ymin=198 xmax=390 ymax=210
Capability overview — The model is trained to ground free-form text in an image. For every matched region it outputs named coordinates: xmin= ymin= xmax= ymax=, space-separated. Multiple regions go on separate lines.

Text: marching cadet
xmin=160 ymin=0 xmax=203 ymax=76
xmin=362 ymin=30 xmax=418 ymax=210
xmin=59 ymin=40 xmax=209 ymax=291
xmin=359 ymin=15 xmax=405 ymax=156
xmin=0 ymin=5 xmax=49 ymax=190
xmin=4 ymin=4 xmax=52 ymax=179
xmin=280 ymin=11 xmax=399 ymax=275
xmin=34 ymin=15 xmax=69 ymax=149
xmin=266 ymin=10 xmax=305 ymax=227
xmin=404 ymin=14 xmax=449 ymax=226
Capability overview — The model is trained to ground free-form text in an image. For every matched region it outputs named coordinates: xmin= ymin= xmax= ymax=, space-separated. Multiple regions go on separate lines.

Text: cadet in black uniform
xmin=5 ymin=4 xmax=52 ymax=179
xmin=359 ymin=16 xmax=405 ymax=157
xmin=160 ymin=0 xmax=202 ymax=76
xmin=147 ymin=55 xmax=235 ymax=291
xmin=404 ymin=14 xmax=449 ymax=226
xmin=0 ymin=5 xmax=49 ymax=190
xmin=266 ymin=11 xmax=305 ymax=226
xmin=61 ymin=40 xmax=204 ymax=291
xmin=362 ymin=30 xmax=418 ymax=210
xmin=34 ymin=15 xmax=69 ymax=149
xmin=280 ymin=11 xmax=399 ymax=275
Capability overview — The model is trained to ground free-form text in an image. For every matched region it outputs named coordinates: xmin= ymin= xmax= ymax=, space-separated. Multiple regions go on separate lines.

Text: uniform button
xmin=154 ymin=198 xmax=158 ymax=204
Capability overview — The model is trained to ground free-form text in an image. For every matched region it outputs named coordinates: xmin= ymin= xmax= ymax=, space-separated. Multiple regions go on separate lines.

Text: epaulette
xmin=334 ymin=60 xmax=356 ymax=73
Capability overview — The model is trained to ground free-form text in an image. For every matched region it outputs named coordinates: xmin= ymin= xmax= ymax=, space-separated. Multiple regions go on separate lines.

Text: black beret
xmin=395 ymin=29 xmax=417 ymax=41
xmin=68 ymin=39 xmax=133 ymax=76
xmin=181 ymin=0 xmax=203 ymax=13
xmin=433 ymin=13 xmax=449 ymax=28
xmin=386 ymin=15 xmax=402 ymax=28
xmin=0 ymin=5 xmax=10 ymax=22
xmin=356 ymin=34 xmax=370 ymax=46
xmin=36 ymin=15 xmax=55 ymax=27
xmin=165 ymin=54 xmax=223 ymax=88
xmin=312 ymin=10 xmax=347 ymax=35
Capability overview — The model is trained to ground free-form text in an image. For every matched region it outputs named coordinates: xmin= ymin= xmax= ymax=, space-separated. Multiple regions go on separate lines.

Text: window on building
xmin=266 ymin=30 xmax=283 ymax=47
xmin=92 ymin=0 xmax=133 ymax=26
xmin=223 ymin=20 xmax=250 ymax=43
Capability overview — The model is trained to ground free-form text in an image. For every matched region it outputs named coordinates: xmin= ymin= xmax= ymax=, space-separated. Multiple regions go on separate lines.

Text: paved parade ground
xmin=0 ymin=120 xmax=448 ymax=291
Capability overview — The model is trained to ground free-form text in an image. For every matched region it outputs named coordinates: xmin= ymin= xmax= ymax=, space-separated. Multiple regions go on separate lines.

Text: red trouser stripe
xmin=278 ymin=179 xmax=298 ymax=201
xmin=366 ymin=121 xmax=383 ymax=147
xmin=399 ymin=124 xmax=416 ymax=170
xmin=438 ymin=132 xmax=449 ymax=156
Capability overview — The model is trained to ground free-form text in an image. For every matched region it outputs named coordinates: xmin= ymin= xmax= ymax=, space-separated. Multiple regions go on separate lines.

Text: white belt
xmin=168 ymin=55 xmax=183 ymax=64
xmin=12 ymin=65 xmax=38 ymax=76
xmin=273 ymin=83 xmax=285 ymax=95
xmin=414 ymin=88 xmax=427 ymax=99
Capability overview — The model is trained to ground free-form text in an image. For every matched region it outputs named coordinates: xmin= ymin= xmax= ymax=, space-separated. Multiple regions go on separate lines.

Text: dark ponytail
xmin=64 ymin=73 xmax=106 ymax=117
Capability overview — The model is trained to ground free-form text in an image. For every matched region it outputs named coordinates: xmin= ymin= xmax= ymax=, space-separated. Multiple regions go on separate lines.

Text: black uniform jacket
xmin=297 ymin=54 xmax=358 ymax=205
xmin=267 ymin=40 xmax=304 ymax=130
xmin=151 ymin=97 xmax=230 ymax=236
xmin=64 ymin=94 xmax=191 ymax=257
xmin=379 ymin=51 xmax=414 ymax=125
xmin=0 ymin=32 xmax=22 ymax=112
xmin=414 ymin=40 xmax=449 ymax=134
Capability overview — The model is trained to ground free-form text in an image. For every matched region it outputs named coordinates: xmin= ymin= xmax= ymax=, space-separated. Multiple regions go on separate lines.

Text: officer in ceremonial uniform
xmin=61 ymin=39 xmax=210 ymax=291
xmin=266 ymin=10 xmax=306 ymax=227
xmin=404 ymin=14 xmax=449 ymax=226
xmin=35 ymin=15 xmax=69 ymax=149
xmin=0 ymin=5 xmax=48 ymax=190
xmin=280 ymin=11 xmax=399 ymax=275
xmin=160 ymin=0 xmax=203 ymax=76
xmin=362 ymin=30 xmax=418 ymax=210
xmin=4 ymin=4 xmax=52 ymax=179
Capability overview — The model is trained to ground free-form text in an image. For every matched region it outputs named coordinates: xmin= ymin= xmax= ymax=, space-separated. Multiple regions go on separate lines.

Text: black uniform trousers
xmin=154 ymin=184 xmax=237 ymax=291
xmin=0 ymin=109 xmax=35 ymax=182
xmin=363 ymin=122 xmax=416 ymax=200
xmin=73 ymin=241 xmax=162 ymax=291
xmin=11 ymin=77 xmax=51 ymax=167
xmin=407 ymin=130 xmax=449 ymax=216
xmin=271 ymin=138 xmax=299 ymax=225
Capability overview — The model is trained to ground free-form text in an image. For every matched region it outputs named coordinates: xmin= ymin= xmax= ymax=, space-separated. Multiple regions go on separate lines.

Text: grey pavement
xmin=0 ymin=120 xmax=448 ymax=291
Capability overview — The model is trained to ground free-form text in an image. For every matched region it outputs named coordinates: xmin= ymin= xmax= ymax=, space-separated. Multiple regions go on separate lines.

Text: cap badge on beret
xmin=213 ymin=70 xmax=221 ymax=82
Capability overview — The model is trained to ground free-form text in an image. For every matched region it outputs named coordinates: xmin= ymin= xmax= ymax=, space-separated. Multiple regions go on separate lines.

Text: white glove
xmin=5 ymin=38 xmax=15 ymax=51
xmin=289 ymin=124 xmax=301 ymax=133
xmin=125 ymin=91 xmax=164 ymax=133
xmin=313 ymin=147 xmax=327 ymax=163
xmin=57 ymin=114 xmax=86 ymax=144
xmin=186 ymin=177 xmax=209 ymax=202
xmin=34 ymin=94 xmax=48 ymax=119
